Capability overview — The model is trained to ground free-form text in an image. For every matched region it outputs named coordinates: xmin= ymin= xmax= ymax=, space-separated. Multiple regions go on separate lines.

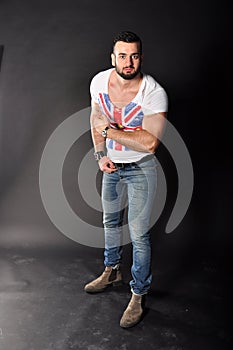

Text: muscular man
xmin=84 ymin=31 xmax=168 ymax=328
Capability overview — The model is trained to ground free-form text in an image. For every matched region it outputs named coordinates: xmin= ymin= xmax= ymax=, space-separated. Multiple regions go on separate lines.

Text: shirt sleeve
xmin=90 ymin=74 xmax=99 ymax=103
xmin=143 ymin=87 xmax=168 ymax=115
xmin=142 ymin=74 xmax=168 ymax=114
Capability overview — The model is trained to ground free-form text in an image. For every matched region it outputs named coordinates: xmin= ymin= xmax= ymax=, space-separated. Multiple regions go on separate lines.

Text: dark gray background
xmin=0 ymin=1 xmax=233 ymax=349
xmin=0 ymin=0 xmax=232 ymax=262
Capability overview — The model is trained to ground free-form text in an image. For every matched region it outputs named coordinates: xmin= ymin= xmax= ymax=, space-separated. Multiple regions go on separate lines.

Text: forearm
xmin=107 ymin=128 xmax=159 ymax=153
xmin=91 ymin=126 xmax=105 ymax=152
xmin=90 ymin=107 xmax=106 ymax=152
xmin=90 ymin=116 xmax=116 ymax=173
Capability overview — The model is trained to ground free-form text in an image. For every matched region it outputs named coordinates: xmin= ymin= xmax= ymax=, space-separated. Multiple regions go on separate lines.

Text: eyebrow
xmin=117 ymin=52 xmax=140 ymax=56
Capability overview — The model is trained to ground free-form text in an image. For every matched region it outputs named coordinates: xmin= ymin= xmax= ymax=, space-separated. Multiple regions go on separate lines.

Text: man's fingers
xmin=108 ymin=161 xmax=116 ymax=169
xmin=101 ymin=163 xmax=117 ymax=173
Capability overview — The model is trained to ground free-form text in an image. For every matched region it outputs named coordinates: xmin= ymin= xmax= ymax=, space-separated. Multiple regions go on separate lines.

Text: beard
xmin=115 ymin=63 xmax=141 ymax=80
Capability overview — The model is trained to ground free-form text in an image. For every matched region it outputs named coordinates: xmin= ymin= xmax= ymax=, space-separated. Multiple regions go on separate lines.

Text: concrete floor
xmin=0 ymin=240 xmax=232 ymax=350
xmin=0 ymin=1 xmax=232 ymax=349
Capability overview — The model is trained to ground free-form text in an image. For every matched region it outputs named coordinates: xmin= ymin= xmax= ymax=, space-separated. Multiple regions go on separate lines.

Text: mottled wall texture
xmin=0 ymin=0 xmax=232 ymax=267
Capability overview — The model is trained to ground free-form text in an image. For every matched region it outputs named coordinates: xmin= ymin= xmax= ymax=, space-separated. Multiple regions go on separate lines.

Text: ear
xmin=111 ymin=53 xmax=115 ymax=66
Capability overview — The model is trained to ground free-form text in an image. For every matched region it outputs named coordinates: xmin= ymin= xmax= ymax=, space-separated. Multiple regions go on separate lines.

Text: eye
xmin=119 ymin=55 xmax=126 ymax=59
xmin=132 ymin=54 xmax=139 ymax=60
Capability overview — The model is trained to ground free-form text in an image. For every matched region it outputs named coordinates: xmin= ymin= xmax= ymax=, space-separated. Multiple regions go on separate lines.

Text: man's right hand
xmin=98 ymin=156 xmax=117 ymax=173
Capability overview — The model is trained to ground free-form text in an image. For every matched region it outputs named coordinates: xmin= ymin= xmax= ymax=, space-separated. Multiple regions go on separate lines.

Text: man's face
xmin=111 ymin=41 xmax=142 ymax=80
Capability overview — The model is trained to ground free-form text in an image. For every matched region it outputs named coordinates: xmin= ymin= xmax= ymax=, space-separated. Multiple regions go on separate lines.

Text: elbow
xmin=147 ymin=138 xmax=158 ymax=153
xmin=148 ymin=146 xmax=156 ymax=154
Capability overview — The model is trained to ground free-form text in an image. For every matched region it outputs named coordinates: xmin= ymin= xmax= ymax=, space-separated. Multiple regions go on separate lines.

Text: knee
xmin=129 ymin=227 xmax=151 ymax=244
xmin=103 ymin=212 xmax=123 ymax=227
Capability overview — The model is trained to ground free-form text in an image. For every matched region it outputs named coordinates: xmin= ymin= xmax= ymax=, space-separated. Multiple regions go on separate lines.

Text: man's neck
xmin=113 ymin=70 xmax=142 ymax=89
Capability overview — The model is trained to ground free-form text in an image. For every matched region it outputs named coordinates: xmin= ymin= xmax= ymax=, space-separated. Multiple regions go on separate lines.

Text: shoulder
xmin=142 ymin=73 xmax=165 ymax=93
xmin=141 ymin=73 xmax=168 ymax=112
xmin=90 ymin=68 xmax=113 ymax=87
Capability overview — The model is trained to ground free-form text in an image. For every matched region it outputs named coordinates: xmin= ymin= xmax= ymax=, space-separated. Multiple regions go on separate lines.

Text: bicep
xmin=142 ymin=112 xmax=167 ymax=140
xmin=90 ymin=100 xmax=102 ymax=125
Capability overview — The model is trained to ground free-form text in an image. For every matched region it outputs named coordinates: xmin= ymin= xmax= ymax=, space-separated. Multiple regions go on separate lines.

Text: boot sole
xmin=84 ymin=280 xmax=123 ymax=293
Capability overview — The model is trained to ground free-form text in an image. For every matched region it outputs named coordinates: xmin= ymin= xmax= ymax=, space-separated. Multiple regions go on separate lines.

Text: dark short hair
xmin=112 ymin=31 xmax=142 ymax=54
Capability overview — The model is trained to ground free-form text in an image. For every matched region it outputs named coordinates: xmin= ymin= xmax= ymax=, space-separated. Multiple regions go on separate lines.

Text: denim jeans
xmin=101 ymin=157 xmax=157 ymax=295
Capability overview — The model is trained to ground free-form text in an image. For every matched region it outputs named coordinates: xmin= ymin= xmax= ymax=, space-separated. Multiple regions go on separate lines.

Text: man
xmin=84 ymin=31 xmax=168 ymax=328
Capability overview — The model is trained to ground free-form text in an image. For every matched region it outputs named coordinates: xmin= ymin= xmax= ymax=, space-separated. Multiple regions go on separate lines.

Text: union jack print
xmin=98 ymin=93 xmax=144 ymax=151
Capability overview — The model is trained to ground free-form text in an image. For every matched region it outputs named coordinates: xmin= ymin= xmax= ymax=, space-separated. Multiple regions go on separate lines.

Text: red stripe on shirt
xmin=124 ymin=105 xmax=141 ymax=124
xmin=99 ymin=93 xmax=111 ymax=118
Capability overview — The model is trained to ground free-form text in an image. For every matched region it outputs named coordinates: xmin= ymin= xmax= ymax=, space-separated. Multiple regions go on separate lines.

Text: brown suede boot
xmin=84 ymin=266 xmax=122 ymax=293
xmin=120 ymin=293 xmax=143 ymax=328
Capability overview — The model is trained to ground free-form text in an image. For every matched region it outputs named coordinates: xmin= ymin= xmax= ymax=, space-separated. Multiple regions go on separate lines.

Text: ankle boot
xmin=120 ymin=293 xmax=143 ymax=328
xmin=84 ymin=266 xmax=122 ymax=293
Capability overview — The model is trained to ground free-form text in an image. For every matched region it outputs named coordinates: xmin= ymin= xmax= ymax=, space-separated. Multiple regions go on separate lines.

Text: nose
xmin=125 ymin=55 xmax=133 ymax=66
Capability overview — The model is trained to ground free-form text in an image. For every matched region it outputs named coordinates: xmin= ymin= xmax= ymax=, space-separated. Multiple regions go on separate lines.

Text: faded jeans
xmin=101 ymin=156 xmax=157 ymax=295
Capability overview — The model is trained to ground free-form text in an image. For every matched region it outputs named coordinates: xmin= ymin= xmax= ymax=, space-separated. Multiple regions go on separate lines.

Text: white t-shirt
xmin=90 ymin=68 xmax=168 ymax=162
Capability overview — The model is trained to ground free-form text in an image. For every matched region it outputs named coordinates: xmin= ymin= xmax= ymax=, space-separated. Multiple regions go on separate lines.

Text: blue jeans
xmin=101 ymin=157 xmax=157 ymax=295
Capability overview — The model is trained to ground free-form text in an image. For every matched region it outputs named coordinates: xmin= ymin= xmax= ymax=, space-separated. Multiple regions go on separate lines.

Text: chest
xmin=108 ymin=86 xmax=139 ymax=109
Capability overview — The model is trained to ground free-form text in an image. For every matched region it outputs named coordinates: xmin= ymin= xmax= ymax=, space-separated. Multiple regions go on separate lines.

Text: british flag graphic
xmin=98 ymin=93 xmax=144 ymax=151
